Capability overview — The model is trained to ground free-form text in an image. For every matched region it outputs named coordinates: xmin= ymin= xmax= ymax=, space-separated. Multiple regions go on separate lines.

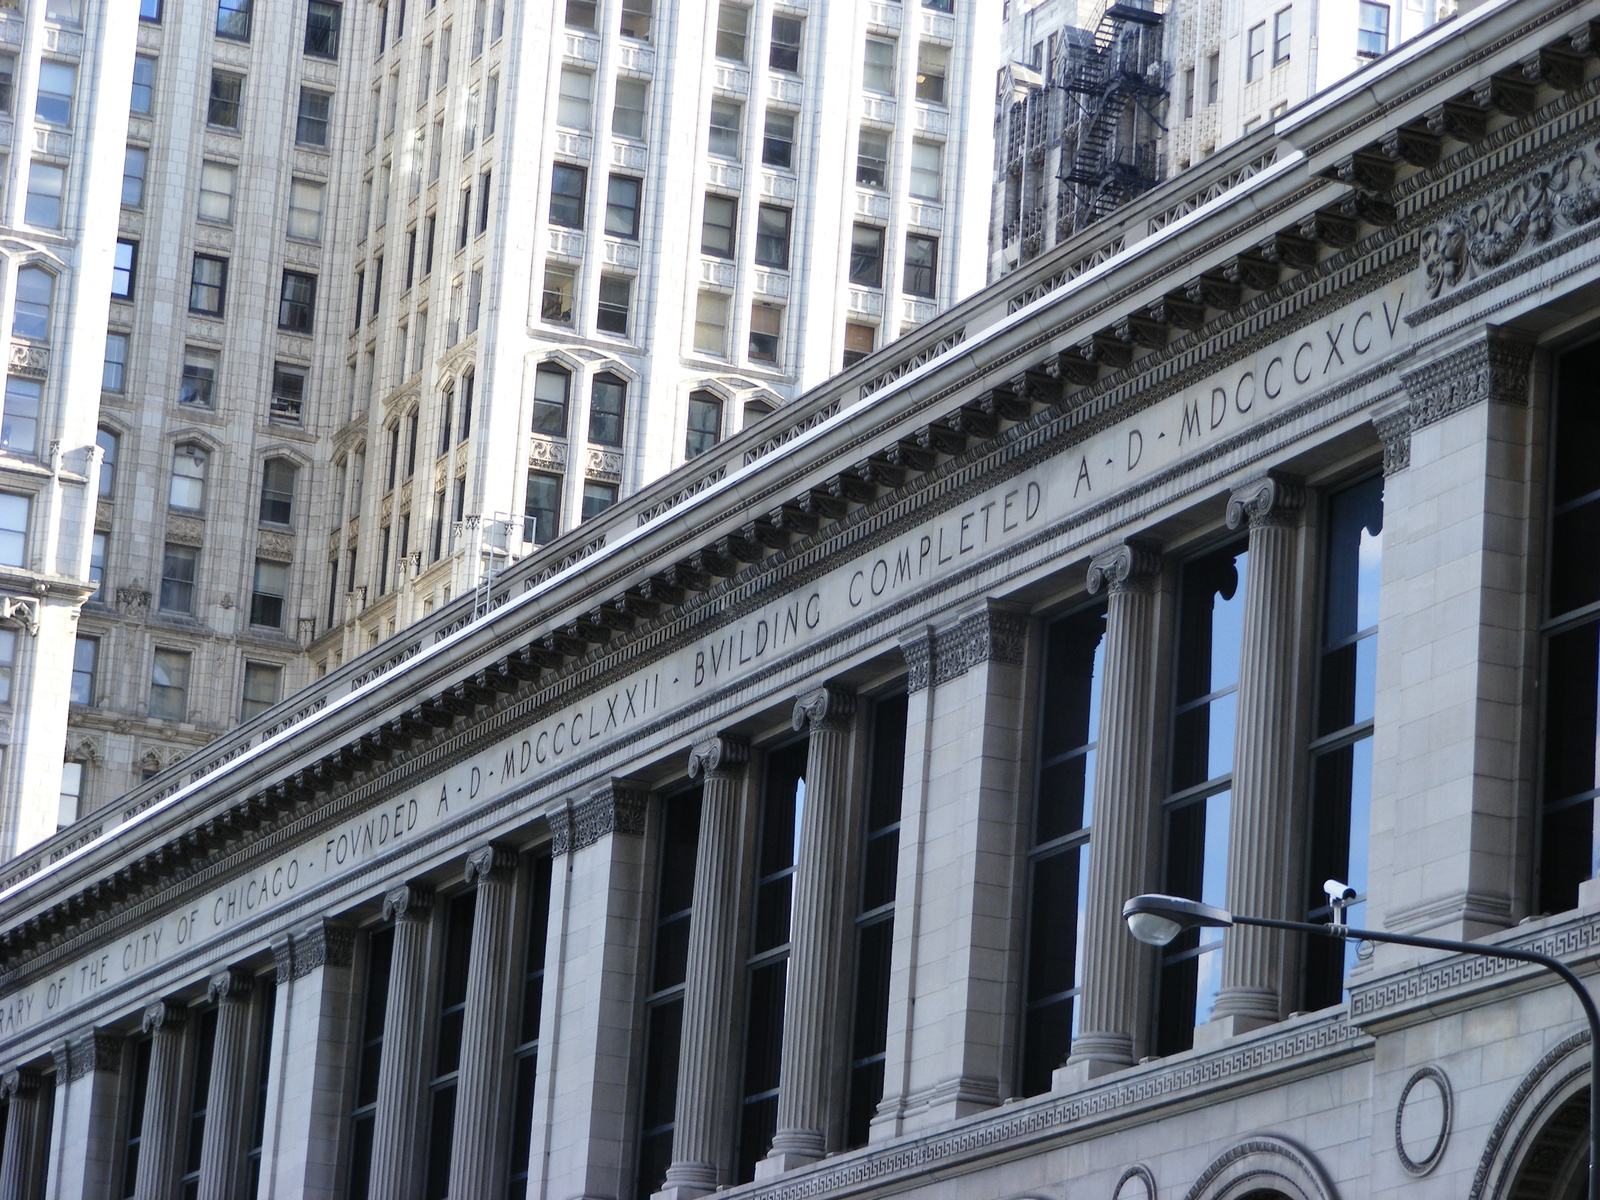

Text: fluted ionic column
xmin=446 ymin=845 xmax=520 ymax=1199
xmin=367 ymin=882 xmax=435 ymax=1200
xmin=761 ymin=686 xmax=857 ymax=1177
xmin=195 ymin=969 xmax=254 ymax=1200
xmin=658 ymin=734 xmax=750 ymax=1199
xmin=133 ymin=1001 xmax=187 ymax=1200
xmin=0 ymin=1068 xmax=41 ymax=1200
xmin=1062 ymin=540 xmax=1162 ymax=1083
xmin=1211 ymin=473 xmax=1305 ymax=1033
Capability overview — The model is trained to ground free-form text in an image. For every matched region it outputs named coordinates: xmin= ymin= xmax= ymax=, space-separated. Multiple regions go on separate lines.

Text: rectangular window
xmin=413 ymin=310 xmax=428 ymax=373
xmin=180 ymin=347 xmax=218 ymax=408
xmin=1183 ymin=68 xmax=1196 ymax=119
xmin=199 ymin=161 xmax=236 ymax=223
xmin=89 ymin=531 xmax=105 ymax=595
xmin=477 ymin=170 xmax=492 ymax=234
xmin=1357 ymin=2 xmax=1389 ymax=57
xmin=103 ymin=333 xmax=127 ymax=392
xmin=35 ymin=61 xmax=75 ymax=127
xmin=1157 ymin=540 xmax=1248 ymax=1056
xmin=306 ymin=0 xmax=342 ymax=57
xmin=208 ymin=71 xmax=243 ymax=129
xmin=59 ymin=761 xmax=83 ymax=828
xmin=524 ymin=470 xmax=561 ymax=543
xmin=1246 ymin=23 xmax=1266 ymax=81
xmin=566 ymin=0 xmax=596 ymax=30
xmin=910 ymin=140 xmax=942 ymax=199
xmin=70 ymin=635 xmax=96 ymax=706
xmin=693 ymin=291 xmax=728 ymax=356
xmin=439 ymin=24 xmax=452 ymax=86
xmin=346 ymin=927 xmax=394 ymax=1200
xmin=701 ymin=194 xmax=737 ymax=258
xmin=467 ymin=267 xmax=483 ymax=332
xmin=754 ymin=205 xmax=790 ymax=268
xmin=121 ymin=1040 xmax=155 ymax=1190
xmin=558 ymin=68 xmax=592 ymax=130
xmin=250 ymin=560 xmax=287 ymax=628
xmin=842 ymin=321 xmax=875 ymax=368
xmin=160 ymin=544 xmax=197 ymax=614
xmin=217 ymin=0 xmax=253 ymax=39
xmin=278 ymin=271 xmax=317 ymax=332
xmin=25 ymin=162 xmax=64 ymax=229
xmin=620 ymin=0 xmax=651 ymax=41
xmin=605 ymin=175 xmax=642 ymax=239
xmin=1206 ymin=52 xmax=1220 ymax=104
xmin=420 ymin=892 xmax=476 ymax=1199
xmin=190 ymin=255 xmax=227 ymax=315
xmin=371 ymin=254 xmax=384 ymax=318
xmin=915 ymin=44 xmax=947 ymax=103
xmin=864 ymin=38 xmax=896 ymax=93
xmin=506 ymin=854 xmax=553 ymax=1199
xmin=0 ymin=493 xmax=24 ymax=572
xmin=272 ymin=364 xmax=306 ymax=424
xmin=596 ymin=274 xmax=632 ymax=336
xmin=849 ymin=224 xmax=885 ymax=287
xmin=856 ymin=129 xmax=889 ymax=189
xmin=112 ymin=240 xmax=138 ymax=299
xmin=0 ymin=629 xmax=14 ymax=704
xmin=430 ymin=119 xmax=444 ymax=179
xmin=762 ymin=109 xmax=795 ymax=169
xmin=289 ymin=179 xmax=324 ymax=240
xmin=716 ymin=2 xmax=748 ymax=61
xmin=1302 ymin=475 xmax=1382 ymax=1009
xmin=241 ymin=661 xmax=281 ymax=720
xmin=636 ymin=788 xmax=701 ymax=1199
xmin=542 ymin=264 xmax=576 ymax=324
xmin=588 ymin=374 xmax=626 ymax=446
xmin=685 ymin=392 xmax=721 ymax=459
xmin=770 ymin=15 xmax=802 ymax=72
xmin=297 ymin=88 xmax=331 ymax=146
xmin=131 ymin=56 xmax=155 ymax=115
xmin=458 ymin=372 xmax=473 ymax=442
xmin=464 ymin=87 xmax=480 ymax=151
xmin=748 ymin=303 xmax=781 ymax=364
xmin=0 ymin=54 xmax=15 ymax=114
xmin=122 ymin=145 xmax=148 ymax=207
xmin=485 ymin=74 xmax=499 ymax=137
xmin=1 ymin=378 xmax=39 ymax=455
xmin=549 ymin=164 xmax=586 ymax=228
xmin=903 ymin=234 xmax=937 ymax=298
xmin=708 ymin=100 xmax=742 ymax=159
xmin=613 ymin=77 xmax=648 ymax=140
xmin=581 ymin=480 xmax=617 ymax=521
xmin=1273 ymin=7 xmax=1291 ymax=64
xmin=9 ymin=272 xmax=47 ymax=343
xmin=141 ymin=0 xmax=162 ymax=19
xmin=532 ymin=365 xmax=570 ymax=437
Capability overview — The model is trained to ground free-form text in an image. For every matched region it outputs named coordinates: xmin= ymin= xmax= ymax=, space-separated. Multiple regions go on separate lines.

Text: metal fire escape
xmin=1058 ymin=2 xmax=1168 ymax=239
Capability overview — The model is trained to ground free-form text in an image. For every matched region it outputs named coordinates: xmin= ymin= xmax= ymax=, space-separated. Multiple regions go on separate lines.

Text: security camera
xmin=1324 ymin=880 xmax=1356 ymax=904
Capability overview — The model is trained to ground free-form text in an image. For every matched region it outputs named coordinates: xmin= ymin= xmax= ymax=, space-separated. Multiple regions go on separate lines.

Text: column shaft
xmin=0 ymin=1070 xmax=41 ymax=1200
xmin=195 ymin=970 xmax=254 ymax=1200
xmin=1065 ymin=542 xmax=1161 ymax=1080
xmin=660 ymin=735 xmax=749 ymax=1198
xmin=446 ymin=846 xmax=519 ymax=1198
xmin=132 ymin=1002 xmax=186 ymax=1200
xmin=367 ymin=883 xmax=435 ymax=1200
xmin=1213 ymin=474 xmax=1305 ymax=1030
xmin=762 ymin=686 xmax=856 ymax=1175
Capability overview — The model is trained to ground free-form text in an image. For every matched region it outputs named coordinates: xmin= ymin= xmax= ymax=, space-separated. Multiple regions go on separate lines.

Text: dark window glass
xmin=119 ymin=1038 xmax=154 ymax=1199
xmin=596 ymin=275 xmax=631 ymax=335
xmin=244 ymin=976 xmax=277 ymax=1196
xmin=532 ymin=365 xmax=570 ymax=437
xmin=903 ymin=234 xmax=938 ymax=298
xmin=507 ymin=853 xmax=554 ymax=1200
xmin=770 ymin=15 xmax=802 ymax=71
xmin=566 ymin=0 xmax=596 ymax=29
xmin=178 ymin=1007 xmax=219 ymax=1193
xmin=549 ymin=164 xmax=587 ymax=229
xmin=459 ymin=372 xmax=473 ymax=442
xmin=160 ymin=544 xmax=197 ymax=614
xmin=754 ymin=205 xmax=790 ymax=269
xmin=685 ymin=391 xmax=722 ymax=460
xmin=423 ymin=891 xmax=476 ymax=1199
xmin=581 ymin=480 xmax=617 ymax=520
xmin=208 ymin=71 xmax=243 ymax=128
xmin=189 ymin=255 xmax=227 ymax=315
xmin=524 ymin=470 xmax=561 ymax=544
xmin=701 ymin=194 xmax=737 ymax=259
xmin=856 ymin=129 xmax=888 ymax=188
xmin=112 ymin=241 xmax=137 ymax=299
xmin=306 ymin=0 xmax=342 ymax=57
xmin=849 ymin=224 xmax=884 ymax=287
xmin=278 ymin=270 xmax=317 ymax=331
xmin=1157 ymin=542 xmax=1247 ymax=1055
xmin=588 ymin=374 xmax=626 ymax=446
xmin=605 ymin=175 xmax=642 ymax=239
xmin=1021 ymin=605 xmax=1104 ymax=1095
xmin=260 ymin=459 xmax=296 ymax=524
xmin=762 ymin=109 xmax=795 ymax=169
xmin=348 ymin=927 xmax=394 ymax=1200
xmin=217 ymin=0 xmax=252 ymax=39
xmin=297 ymin=89 xmax=331 ymax=146
xmin=636 ymin=787 xmax=701 ymax=1200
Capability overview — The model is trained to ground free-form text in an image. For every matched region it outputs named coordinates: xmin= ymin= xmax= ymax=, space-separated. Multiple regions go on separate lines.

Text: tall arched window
xmin=334 ymin=456 xmax=348 ymax=525
xmin=351 ymin=445 xmax=366 ymax=512
xmin=589 ymin=372 xmax=626 ymax=446
xmin=260 ymin=458 xmax=297 ymax=524
xmin=11 ymin=267 xmax=53 ymax=341
xmin=437 ymin=385 xmax=454 ymax=457
xmin=169 ymin=444 xmax=208 ymax=510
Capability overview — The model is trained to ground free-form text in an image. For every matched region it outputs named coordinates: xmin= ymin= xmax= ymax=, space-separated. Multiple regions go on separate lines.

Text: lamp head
xmin=1121 ymin=894 xmax=1235 ymax=947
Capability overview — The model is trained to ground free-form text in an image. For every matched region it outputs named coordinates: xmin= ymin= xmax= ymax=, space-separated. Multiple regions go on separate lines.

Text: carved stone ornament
xmin=1370 ymin=396 xmax=1413 ymax=475
xmin=1086 ymin=540 xmax=1161 ymax=596
xmin=1420 ymin=145 xmax=1600 ymax=298
xmin=207 ymin=967 xmax=255 ymax=1004
xmin=141 ymin=999 xmax=186 ymax=1033
xmin=900 ymin=629 xmax=934 ymax=694
xmin=687 ymin=733 xmax=750 ymax=780
xmin=1401 ymin=331 xmax=1534 ymax=430
xmin=275 ymin=920 xmax=356 ymax=982
xmin=464 ymin=843 xmax=518 ymax=885
xmin=1225 ymin=472 xmax=1306 ymax=531
xmin=116 ymin=582 xmax=151 ymax=617
xmin=792 ymin=683 xmax=857 ymax=732
xmin=66 ymin=1032 xmax=121 ymax=1082
xmin=552 ymin=782 xmax=650 ymax=855
xmin=7 ymin=340 xmax=48 ymax=379
xmin=382 ymin=882 xmax=436 ymax=923
xmin=586 ymin=447 xmax=623 ymax=482
xmin=1395 ymin=1065 xmax=1452 ymax=1176
xmin=1112 ymin=1164 xmax=1157 ymax=1200
xmin=0 ymin=595 xmax=39 ymax=635
xmin=166 ymin=513 xmax=205 ymax=548
xmin=904 ymin=606 xmax=1029 ymax=694
xmin=529 ymin=437 xmax=569 ymax=468
xmin=257 ymin=529 xmax=295 ymax=563
xmin=0 ymin=1068 xmax=40 ymax=1099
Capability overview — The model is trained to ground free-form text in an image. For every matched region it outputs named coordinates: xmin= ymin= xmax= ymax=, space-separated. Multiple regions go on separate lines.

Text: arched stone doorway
xmin=1506 ymin=1088 xmax=1588 ymax=1200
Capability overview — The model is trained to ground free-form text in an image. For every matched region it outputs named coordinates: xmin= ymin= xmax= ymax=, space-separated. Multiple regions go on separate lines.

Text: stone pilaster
xmin=132 ymin=1001 xmax=186 ymax=1200
xmin=760 ymin=685 xmax=857 ymax=1177
xmin=0 ymin=1069 xmax=42 ymax=1200
xmin=1059 ymin=540 xmax=1162 ymax=1085
xmin=367 ymin=883 xmax=435 ymax=1200
xmin=657 ymin=734 xmax=750 ymax=1200
xmin=446 ymin=844 xmax=520 ymax=1199
xmin=49 ymin=1032 xmax=122 ymax=1200
xmin=1208 ymin=473 xmax=1306 ymax=1039
xmin=195 ymin=969 xmax=254 ymax=1200
xmin=256 ymin=920 xmax=358 ymax=1200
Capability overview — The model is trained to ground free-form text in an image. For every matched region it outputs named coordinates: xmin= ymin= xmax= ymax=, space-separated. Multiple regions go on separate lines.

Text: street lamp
xmin=1123 ymin=888 xmax=1600 ymax=1200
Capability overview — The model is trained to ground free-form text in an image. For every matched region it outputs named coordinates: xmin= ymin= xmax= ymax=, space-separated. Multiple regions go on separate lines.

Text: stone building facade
xmin=0 ymin=3 xmax=1598 ymax=1200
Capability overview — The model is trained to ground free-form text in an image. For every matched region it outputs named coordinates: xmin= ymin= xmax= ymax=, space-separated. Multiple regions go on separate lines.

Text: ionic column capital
xmin=382 ymin=881 xmax=435 ymax=923
xmin=464 ymin=843 xmax=519 ymax=885
xmin=792 ymin=684 xmax=856 ymax=733
xmin=1225 ymin=471 xmax=1306 ymax=531
xmin=206 ymin=967 xmax=255 ymax=1005
xmin=141 ymin=1000 xmax=186 ymax=1034
xmin=0 ymin=1069 xmax=39 ymax=1100
xmin=687 ymin=734 xmax=750 ymax=781
xmin=1086 ymin=539 xmax=1162 ymax=595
